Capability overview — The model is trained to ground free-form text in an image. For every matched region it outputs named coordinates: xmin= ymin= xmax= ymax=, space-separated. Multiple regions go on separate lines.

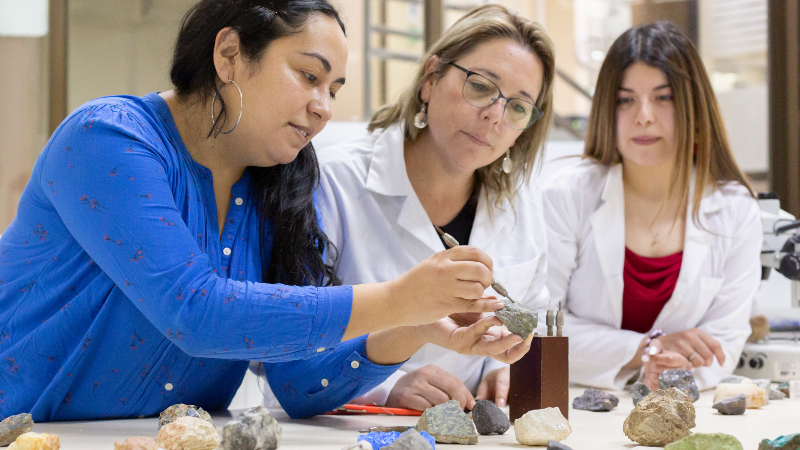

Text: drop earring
xmin=502 ymin=150 xmax=512 ymax=174
xmin=414 ymin=103 xmax=428 ymax=129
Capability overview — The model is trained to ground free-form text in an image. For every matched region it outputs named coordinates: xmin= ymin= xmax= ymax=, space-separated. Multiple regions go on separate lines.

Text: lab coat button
xmin=223 ymin=247 xmax=231 ymax=256
xmin=351 ymin=361 xmax=360 ymax=369
xmin=235 ymin=197 xmax=243 ymax=206
xmin=321 ymin=379 xmax=328 ymax=387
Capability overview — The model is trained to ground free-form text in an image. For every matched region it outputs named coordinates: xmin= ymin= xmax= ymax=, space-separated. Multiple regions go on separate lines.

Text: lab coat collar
xmin=365 ymin=122 xmax=413 ymax=197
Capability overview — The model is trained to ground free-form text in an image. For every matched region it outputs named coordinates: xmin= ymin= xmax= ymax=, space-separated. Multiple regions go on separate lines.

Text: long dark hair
xmin=170 ymin=0 xmax=344 ymax=287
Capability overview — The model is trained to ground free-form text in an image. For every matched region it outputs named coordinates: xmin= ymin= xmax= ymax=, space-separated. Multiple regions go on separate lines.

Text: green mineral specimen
xmin=759 ymin=434 xmax=800 ymax=450
xmin=664 ymin=433 xmax=743 ymax=450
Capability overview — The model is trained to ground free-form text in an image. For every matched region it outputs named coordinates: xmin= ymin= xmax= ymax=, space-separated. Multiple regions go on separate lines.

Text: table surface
xmin=28 ymin=386 xmax=800 ymax=449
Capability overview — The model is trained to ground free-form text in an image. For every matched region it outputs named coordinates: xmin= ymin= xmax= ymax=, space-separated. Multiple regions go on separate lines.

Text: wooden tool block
xmin=508 ymin=336 xmax=569 ymax=421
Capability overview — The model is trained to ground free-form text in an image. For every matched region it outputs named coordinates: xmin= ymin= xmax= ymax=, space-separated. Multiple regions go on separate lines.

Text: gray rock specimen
xmin=630 ymin=382 xmax=652 ymax=406
xmin=778 ymin=382 xmax=790 ymax=398
xmin=415 ymin=399 xmax=478 ymax=444
xmin=547 ymin=440 xmax=574 ymax=450
xmin=664 ymin=433 xmax=743 ymax=450
xmin=384 ymin=429 xmax=433 ymax=450
xmin=659 ymin=369 xmax=700 ymax=402
xmin=220 ymin=406 xmax=281 ymax=450
xmin=158 ymin=404 xmax=213 ymax=429
xmin=721 ymin=375 xmax=772 ymax=403
xmin=712 ymin=393 xmax=747 ymax=415
xmin=572 ymin=388 xmax=619 ymax=412
xmin=472 ymin=400 xmax=509 ymax=435
xmin=495 ymin=303 xmax=537 ymax=339
xmin=0 ymin=413 xmax=33 ymax=447
xmin=759 ymin=434 xmax=800 ymax=450
xmin=114 ymin=436 xmax=162 ymax=450
xmin=770 ymin=389 xmax=787 ymax=400
xmin=514 ymin=407 xmax=572 ymax=446
xmin=623 ymin=387 xmax=696 ymax=447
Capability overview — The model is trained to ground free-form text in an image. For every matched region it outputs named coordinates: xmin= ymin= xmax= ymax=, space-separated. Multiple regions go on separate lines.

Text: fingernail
xmin=641 ymin=355 xmax=650 ymax=363
xmin=494 ymin=302 xmax=505 ymax=311
xmin=497 ymin=398 xmax=505 ymax=407
xmin=648 ymin=346 xmax=659 ymax=356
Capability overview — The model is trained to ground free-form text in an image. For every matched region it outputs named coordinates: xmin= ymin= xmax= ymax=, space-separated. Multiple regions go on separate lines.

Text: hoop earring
xmin=414 ymin=103 xmax=428 ymax=129
xmin=502 ymin=149 xmax=512 ymax=174
xmin=211 ymin=80 xmax=243 ymax=135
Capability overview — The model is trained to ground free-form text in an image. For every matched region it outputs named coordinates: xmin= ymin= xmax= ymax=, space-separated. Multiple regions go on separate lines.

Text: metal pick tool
xmin=434 ymin=225 xmax=518 ymax=305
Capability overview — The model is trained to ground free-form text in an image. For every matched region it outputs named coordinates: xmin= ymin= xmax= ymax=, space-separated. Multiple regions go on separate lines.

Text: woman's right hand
xmin=641 ymin=338 xmax=692 ymax=390
xmin=658 ymin=328 xmax=725 ymax=368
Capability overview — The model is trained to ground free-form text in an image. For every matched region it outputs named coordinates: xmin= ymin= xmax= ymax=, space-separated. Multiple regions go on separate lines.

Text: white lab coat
xmin=540 ymin=159 xmax=761 ymax=391
xmin=313 ymin=122 xmax=549 ymax=405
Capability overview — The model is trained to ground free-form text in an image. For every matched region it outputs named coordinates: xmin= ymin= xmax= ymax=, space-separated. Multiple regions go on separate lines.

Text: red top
xmin=621 ymin=247 xmax=683 ymax=333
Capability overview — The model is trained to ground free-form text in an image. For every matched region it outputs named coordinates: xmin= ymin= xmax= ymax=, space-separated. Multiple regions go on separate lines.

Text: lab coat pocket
xmin=490 ymin=255 xmax=543 ymax=305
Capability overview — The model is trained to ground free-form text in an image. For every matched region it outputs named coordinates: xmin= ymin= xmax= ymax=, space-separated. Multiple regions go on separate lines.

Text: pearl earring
xmin=502 ymin=150 xmax=512 ymax=174
xmin=414 ymin=103 xmax=428 ymax=129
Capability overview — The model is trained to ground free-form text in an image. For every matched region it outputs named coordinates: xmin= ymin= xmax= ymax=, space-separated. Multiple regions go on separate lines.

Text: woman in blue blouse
xmin=0 ymin=0 xmax=529 ymax=421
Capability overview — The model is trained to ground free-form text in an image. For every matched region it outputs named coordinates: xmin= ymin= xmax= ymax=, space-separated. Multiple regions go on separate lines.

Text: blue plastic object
xmin=357 ymin=430 xmax=436 ymax=449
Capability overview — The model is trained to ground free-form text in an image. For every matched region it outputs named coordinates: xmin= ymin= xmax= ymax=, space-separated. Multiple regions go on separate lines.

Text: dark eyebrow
xmin=299 ymin=51 xmax=346 ymax=85
xmin=470 ymin=67 xmax=534 ymax=101
xmin=619 ymin=84 xmax=671 ymax=93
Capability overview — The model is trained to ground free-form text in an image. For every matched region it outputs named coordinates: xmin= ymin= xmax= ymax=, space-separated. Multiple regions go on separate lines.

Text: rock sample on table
xmin=157 ymin=416 xmax=220 ymax=450
xmin=0 ymin=413 xmax=34 ymax=447
xmin=659 ymin=369 xmax=700 ymax=402
xmin=713 ymin=383 xmax=767 ymax=408
xmin=712 ymin=393 xmax=747 ymax=415
xmin=777 ymin=382 xmax=791 ymax=398
xmin=358 ymin=431 xmax=436 ymax=449
xmin=7 ymin=432 xmax=60 ymax=450
xmin=664 ymin=433 xmax=743 ymax=450
xmin=113 ymin=436 xmax=162 ymax=450
xmin=514 ymin=407 xmax=572 ymax=446
xmin=630 ymin=382 xmax=652 ymax=406
xmin=721 ymin=376 xmax=772 ymax=403
xmin=571 ymin=388 xmax=619 ymax=412
xmin=495 ymin=303 xmax=537 ymax=339
xmin=158 ymin=404 xmax=213 ymax=430
xmin=748 ymin=315 xmax=770 ymax=342
xmin=770 ymin=389 xmax=787 ymax=400
xmin=622 ymin=387 xmax=696 ymax=447
xmin=384 ymin=429 xmax=434 ymax=450
xmin=415 ymin=399 xmax=478 ymax=444
xmin=219 ymin=406 xmax=281 ymax=450
xmin=472 ymin=400 xmax=510 ymax=435
xmin=546 ymin=440 xmax=574 ymax=450
xmin=759 ymin=434 xmax=800 ymax=450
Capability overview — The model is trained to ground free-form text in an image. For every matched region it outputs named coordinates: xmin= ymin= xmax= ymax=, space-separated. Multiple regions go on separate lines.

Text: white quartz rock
xmin=713 ymin=383 xmax=767 ymax=408
xmin=514 ymin=407 xmax=571 ymax=446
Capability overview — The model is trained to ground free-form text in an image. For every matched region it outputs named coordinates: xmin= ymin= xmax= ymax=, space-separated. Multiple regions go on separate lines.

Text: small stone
xmin=770 ymin=389 xmax=787 ymax=400
xmin=159 ymin=404 xmax=213 ymax=430
xmin=664 ymin=433 xmax=743 ymax=450
xmin=712 ymin=393 xmax=747 ymax=415
xmin=7 ymin=432 xmax=60 ymax=450
xmin=472 ymin=400 xmax=510 ymax=435
xmin=495 ymin=303 xmax=537 ymax=339
xmin=630 ymin=382 xmax=652 ymax=406
xmin=157 ymin=416 xmax=220 ymax=450
xmin=384 ymin=429 xmax=434 ymax=450
xmin=659 ymin=369 xmax=700 ymax=402
xmin=547 ymin=440 xmax=574 ymax=450
xmin=713 ymin=383 xmax=767 ymax=408
xmin=341 ymin=443 xmax=372 ymax=450
xmin=514 ymin=407 xmax=572 ymax=446
xmin=720 ymin=376 xmax=772 ymax=403
xmin=358 ymin=431 xmax=435 ymax=449
xmin=748 ymin=315 xmax=770 ymax=342
xmin=113 ymin=436 xmax=161 ymax=450
xmin=759 ymin=434 xmax=800 ymax=450
xmin=623 ymin=387 xmax=695 ymax=447
xmin=572 ymin=388 xmax=619 ymax=412
xmin=0 ymin=413 xmax=34 ymax=447
xmin=415 ymin=400 xmax=478 ymax=444
xmin=220 ymin=406 xmax=281 ymax=450
xmin=777 ymin=382 xmax=790 ymax=398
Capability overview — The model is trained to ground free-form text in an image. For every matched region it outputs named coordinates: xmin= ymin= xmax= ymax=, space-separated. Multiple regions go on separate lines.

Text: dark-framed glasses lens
xmin=462 ymin=74 xmax=498 ymax=107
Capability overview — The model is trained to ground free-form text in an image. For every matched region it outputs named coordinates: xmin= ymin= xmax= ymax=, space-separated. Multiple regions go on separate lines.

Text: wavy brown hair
xmin=368 ymin=4 xmax=555 ymax=208
xmin=584 ymin=21 xmax=754 ymax=224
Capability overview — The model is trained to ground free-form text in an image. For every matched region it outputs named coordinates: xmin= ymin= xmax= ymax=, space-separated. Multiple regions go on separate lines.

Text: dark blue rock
xmin=472 ymin=399 xmax=510 ymax=435
xmin=659 ymin=369 xmax=700 ymax=402
xmin=572 ymin=388 xmax=619 ymax=412
xmin=712 ymin=393 xmax=747 ymax=415
xmin=358 ymin=430 xmax=436 ymax=449
xmin=547 ymin=440 xmax=574 ymax=450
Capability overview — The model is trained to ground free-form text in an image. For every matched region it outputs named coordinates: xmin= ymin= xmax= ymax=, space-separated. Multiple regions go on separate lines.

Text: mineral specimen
xmin=712 ymin=394 xmax=747 ymax=415
xmin=630 ymin=382 xmax=652 ymax=406
xmin=359 ymin=431 xmax=435 ymax=449
xmin=759 ymin=434 xmax=800 ymax=450
xmin=495 ymin=303 xmax=537 ymax=339
xmin=158 ymin=404 xmax=213 ymax=429
xmin=748 ymin=315 xmax=770 ymax=342
xmin=721 ymin=376 xmax=772 ymax=403
xmin=713 ymin=383 xmax=766 ymax=408
xmin=157 ymin=416 xmax=220 ymax=450
xmin=220 ymin=406 xmax=281 ymax=450
xmin=472 ymin=400 xmax=510 ymax=435
xmin=664 ymin=433 xmax=743 ymax=450
xmin=571 ymin=388 xmax=619 ymax=412
xmin=384 ymin=429 xmax=434 ymax=450
xmin=659 ymin=369 xmax=700 ymax=402
xmin=623 ymin=387 xmax=695 ymax=447
xmin=547 ymin=440 xmax=574 ymax=450
xmin=7 ymin=432 xmax=60 ymax=450
xmin=113 ymin=436 xmax=161 ymax=450
xmin=770 ymin=389 xmax=787 ymax=400
xmin=777 ymin=382 xmax=790 ymax=398
xmin=0 ymin=413 xmax=33 ymax=447
xmin=514 ymin=407 xmax=572 ymax=446
xmin=415 ymin=400 xmax=478 ymax=444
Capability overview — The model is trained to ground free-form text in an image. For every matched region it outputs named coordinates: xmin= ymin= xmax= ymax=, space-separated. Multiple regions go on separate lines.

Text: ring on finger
xmin=688 ymin=351 xmax=699 ymax=362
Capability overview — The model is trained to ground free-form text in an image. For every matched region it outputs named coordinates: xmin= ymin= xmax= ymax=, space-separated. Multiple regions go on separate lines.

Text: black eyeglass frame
xmin=448 ymin=62 xmax=544 ymax=130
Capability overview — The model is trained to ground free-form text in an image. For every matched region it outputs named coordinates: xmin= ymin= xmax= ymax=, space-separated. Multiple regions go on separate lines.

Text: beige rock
xmin=748 ymin=315 xmax=770 ymax=342
xmin=514 ymin=407 xmax=571 ymax=446
xmin=7 ymin=432 xmax=60 ymax=450
xmin=713 ymin=383 xmax=767 ymax=408
xmin=114 ymin=436 xmax=163 ymax=450
xmin=157 ymin=416 xmax=220 ymax=450
xmin=623 ymin=387 xmax=695 ymax=447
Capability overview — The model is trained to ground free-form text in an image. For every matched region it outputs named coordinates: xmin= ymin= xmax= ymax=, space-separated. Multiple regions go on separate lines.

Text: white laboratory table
xmin=26 ymin=386 xmax=800 ymax=450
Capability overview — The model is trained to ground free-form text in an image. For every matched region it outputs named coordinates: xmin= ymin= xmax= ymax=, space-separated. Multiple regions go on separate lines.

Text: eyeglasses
xmin=448 ymin=62 xmax=543 ymax=130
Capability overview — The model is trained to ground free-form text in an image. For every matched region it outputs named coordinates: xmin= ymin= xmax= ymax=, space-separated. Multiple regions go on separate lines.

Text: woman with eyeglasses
xmin=283 ymin=5 xmax=555 ymax=411
xmin=541 ymin=22 xmax=760 ymax=392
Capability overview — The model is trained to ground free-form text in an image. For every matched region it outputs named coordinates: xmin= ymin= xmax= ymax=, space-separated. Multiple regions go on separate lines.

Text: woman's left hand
xmin=476 ymin=367 xmax=510 ymax=407
xmin=421 ymin=311 xmax=532 ymax=364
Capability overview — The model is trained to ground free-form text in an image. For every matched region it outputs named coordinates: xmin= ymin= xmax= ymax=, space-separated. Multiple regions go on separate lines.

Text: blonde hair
xmin=584 ymin=21 xmax=755 ymax=223
xmin=368 ymin=4 xmax=555 ymax=208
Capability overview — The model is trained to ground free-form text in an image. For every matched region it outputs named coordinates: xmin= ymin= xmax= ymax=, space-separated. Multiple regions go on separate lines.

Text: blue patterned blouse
xmin=0 ymin=93 xmax=399 ymax=421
